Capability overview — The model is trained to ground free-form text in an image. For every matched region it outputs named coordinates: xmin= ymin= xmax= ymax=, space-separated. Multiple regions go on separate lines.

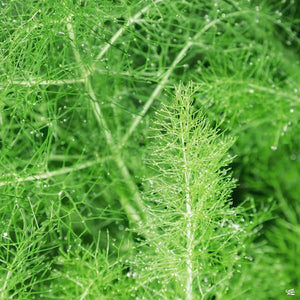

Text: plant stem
xmin=0 ymin=78 xmax=86 ymax=89
xmin=90 ymin=0 xmax=164 ymax=75
xmin=179 ymin=99 xmax=194 ymax=300
xmin=66 ymin=16 xmax=144 ymax=224
xmin=0 ymin=158 xmax=105 ymax=186
xmin=120 ymin=10 xmax=250 ymax=149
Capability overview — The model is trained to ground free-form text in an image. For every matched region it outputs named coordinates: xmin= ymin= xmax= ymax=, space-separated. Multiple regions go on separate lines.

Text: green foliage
xmin=129 ymin=84 xmax=262 ymax=299
xmin=0 ymin=0 xmax=299 ymax=299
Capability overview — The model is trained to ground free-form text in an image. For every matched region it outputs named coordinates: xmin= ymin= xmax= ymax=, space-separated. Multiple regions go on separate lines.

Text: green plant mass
xmin=0 ymin=0 xmax=299 ymax=299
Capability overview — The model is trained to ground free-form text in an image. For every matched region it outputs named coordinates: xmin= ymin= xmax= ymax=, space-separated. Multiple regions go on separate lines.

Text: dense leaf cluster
xmin=0 ymin=0 xmax=299 ymax=299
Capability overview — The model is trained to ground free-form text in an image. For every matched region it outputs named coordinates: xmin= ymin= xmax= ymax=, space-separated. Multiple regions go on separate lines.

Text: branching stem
xmin=120 ymin=10 xmax=250 ymax=149
xmin=89 ymin=0 xmax=164 ymax=76
xmin=0 ymin=158 xmax=105 ymax=186
xmin=66 ymin=16 xmax=144 ymax=224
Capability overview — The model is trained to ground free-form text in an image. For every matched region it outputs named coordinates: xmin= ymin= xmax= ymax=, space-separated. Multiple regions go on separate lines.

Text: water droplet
xmin=230 ymin=223 xmax=240 ymax=230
